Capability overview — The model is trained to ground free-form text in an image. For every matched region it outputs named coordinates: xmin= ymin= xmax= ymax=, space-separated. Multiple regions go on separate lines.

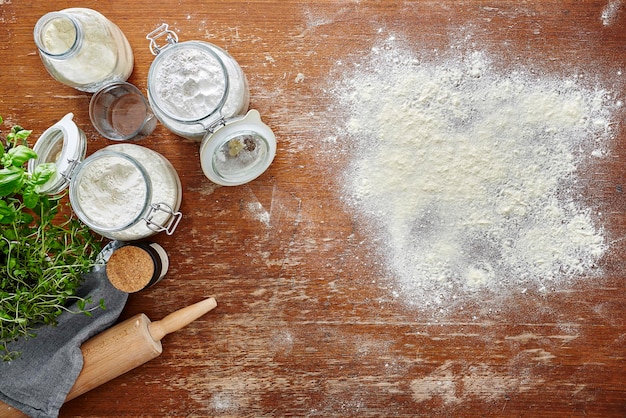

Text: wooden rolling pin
xmin=0 ymin=297 xmax=217 ymax=418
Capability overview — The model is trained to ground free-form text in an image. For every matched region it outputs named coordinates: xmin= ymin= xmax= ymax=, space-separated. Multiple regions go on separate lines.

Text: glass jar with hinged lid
xmin=146 ymin=24 xmax=277 ymax=186
xmin=28 ymin=113 xmax=183 ymax=241
xmin=145 ymin=24 xmax=250 ymax=141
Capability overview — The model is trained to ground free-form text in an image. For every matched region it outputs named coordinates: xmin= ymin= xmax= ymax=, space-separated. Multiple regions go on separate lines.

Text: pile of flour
xmin=333 ymin=42 xmax=621 ymax=314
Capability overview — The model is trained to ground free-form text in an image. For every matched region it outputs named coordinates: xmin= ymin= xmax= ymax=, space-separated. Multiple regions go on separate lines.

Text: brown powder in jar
xmin=106 ymin=245 xmax=155 ymax=293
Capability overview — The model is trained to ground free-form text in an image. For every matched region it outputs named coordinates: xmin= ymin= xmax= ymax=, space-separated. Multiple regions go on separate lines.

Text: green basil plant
xmin=0 ymin=116 xmax=103 ymax=360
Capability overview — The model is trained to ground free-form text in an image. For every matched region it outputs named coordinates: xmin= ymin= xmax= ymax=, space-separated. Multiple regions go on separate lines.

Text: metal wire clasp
xmin=60 ymin=158 xmax=80 ymax=181
xmin=146 ymin=23 xmax=179 ymax=55
xmin=204 ymin=116 xmax=228 ymax=134
xmin=144 ymin=202 xmax=182 ymax=235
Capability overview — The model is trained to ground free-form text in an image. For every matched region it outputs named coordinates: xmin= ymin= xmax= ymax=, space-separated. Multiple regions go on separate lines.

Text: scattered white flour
xmin=601 ymin=0 xmax=622 ymax=26
xmin=246 ymin=201 xmax=271 ymax=226
xmin=333 ymin=44 xmax=620 ymax=314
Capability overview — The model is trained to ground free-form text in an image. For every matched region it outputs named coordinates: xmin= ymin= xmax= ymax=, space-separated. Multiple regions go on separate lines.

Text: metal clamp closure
xmin=146 ymin=23 xmax=179 ymax=55
xmin=204 ymin=116 xmax=227 ymax=134
xmin=144 ymin=202 xmax=182 ymax=235
xmin=60 ymin=158 xmax=80 ymax=181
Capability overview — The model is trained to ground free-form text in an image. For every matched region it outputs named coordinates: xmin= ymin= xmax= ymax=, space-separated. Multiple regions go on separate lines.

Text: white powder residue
xmin=210 ymin=392 xmax=239 ymax=413
xmin=246 ymin=201 xmax=271 ymax=226
xmin=410 ymin=360 xmax=542 ymax=405
xmin=334 ymin=45 xmax=620 ymax=314
xmin=601 ymin=0 xmax=622 ymax=26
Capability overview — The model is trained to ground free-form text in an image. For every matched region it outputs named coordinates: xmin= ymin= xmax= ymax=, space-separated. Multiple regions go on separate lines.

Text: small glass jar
xmin=145 ymin=24 xmax=250 ymax=141
xmin=29 ymin=113 xmax=182 ymax=241
xmin=106 ymin=242 xmax=169 ymax=293
xmin=34 ymin=8 xmax=134 ymax=93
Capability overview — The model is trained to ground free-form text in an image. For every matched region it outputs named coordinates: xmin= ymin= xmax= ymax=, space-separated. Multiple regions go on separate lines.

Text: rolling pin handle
xmin=148 ymin=297 xmax=217 ymax=341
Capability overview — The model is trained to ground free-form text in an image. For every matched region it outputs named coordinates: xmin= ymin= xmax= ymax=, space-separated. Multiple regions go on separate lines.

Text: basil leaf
xmin=0 ymin=200 xmax=14 ymax=224
xmin=30 ymin=162 xmax=56 ymax=186
xmin=0 ymin=166 xmax=25 ymax=196
xmin=6 ymin=126 xmax=31 ymax=146
xmin=8 ymin=145 xmax=37 ymax=167
xmin=22 ymin=184 xmax=40 ymax=209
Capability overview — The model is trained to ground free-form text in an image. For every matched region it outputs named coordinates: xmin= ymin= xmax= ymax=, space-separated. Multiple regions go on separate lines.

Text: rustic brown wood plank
xmin=0 ymin=0 xmax=625 ymax=416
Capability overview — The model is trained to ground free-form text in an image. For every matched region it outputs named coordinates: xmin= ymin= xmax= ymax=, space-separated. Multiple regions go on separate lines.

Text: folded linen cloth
xmin=0 ymin=243 xmax=128 ymax=418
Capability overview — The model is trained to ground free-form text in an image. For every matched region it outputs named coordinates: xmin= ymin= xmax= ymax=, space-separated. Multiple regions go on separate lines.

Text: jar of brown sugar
xmin=106 ymin=242 xmax=169 ymax=293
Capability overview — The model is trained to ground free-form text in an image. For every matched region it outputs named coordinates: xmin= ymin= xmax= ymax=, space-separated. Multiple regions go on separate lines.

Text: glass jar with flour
xmin=34 ymin=8 xmax=134 ymax=93
xmin=145 ymin=24 xmax=250 ymax=141
xmin=145 ymin=24 xmax=276 ymax=186
xmin=28 ymin=113 xmax=182 ymax=241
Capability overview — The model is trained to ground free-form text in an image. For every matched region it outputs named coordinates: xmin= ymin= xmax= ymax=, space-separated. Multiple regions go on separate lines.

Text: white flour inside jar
xmin=74 ymin=144 xmax=181 ymax=241
xmin=150 ymin=43 xmax=248 ymax=139
xmin=333 ymin=43 xmax=621 ymax=314
xmin=153 ymin=47 xmax=228 ymax=120
xmin=75 ymin=154 xmax=146 ymax=228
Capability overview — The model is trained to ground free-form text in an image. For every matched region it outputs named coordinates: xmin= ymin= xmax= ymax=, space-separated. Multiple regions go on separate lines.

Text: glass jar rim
xmin=33 ymin=12 xmax=83 ymax=59
xmin=28 ymin=112 xmax=87 ymax=195
xmin=199 ymin=110 xmax=277 ymax=186
xmin=69 ymin=150 xmax=152 ymax=233
xmin=147 ymin=40 xmax=230 ymax=125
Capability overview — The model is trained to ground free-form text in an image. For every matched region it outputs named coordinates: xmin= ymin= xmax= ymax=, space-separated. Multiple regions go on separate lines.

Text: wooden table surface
xmin=1 ymin=1 xmax=626 ymax=416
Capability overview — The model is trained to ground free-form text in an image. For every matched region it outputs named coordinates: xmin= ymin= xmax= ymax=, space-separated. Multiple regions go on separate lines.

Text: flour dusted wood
xmin=335 ymin=46 xmax=620 ymax=314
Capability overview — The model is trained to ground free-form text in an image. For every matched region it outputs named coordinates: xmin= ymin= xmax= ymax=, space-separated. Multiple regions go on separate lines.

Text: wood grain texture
xmin=1 ymin=1 xmax=625 ymax=416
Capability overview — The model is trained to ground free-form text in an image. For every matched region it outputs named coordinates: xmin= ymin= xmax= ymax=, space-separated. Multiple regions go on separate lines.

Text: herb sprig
xmin=0 ymin=117 xmax=103 ymax=360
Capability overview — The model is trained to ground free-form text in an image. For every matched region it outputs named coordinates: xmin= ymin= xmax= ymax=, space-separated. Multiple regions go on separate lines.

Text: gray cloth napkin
xmin=0 ymin=243 xmax=128 ymax=418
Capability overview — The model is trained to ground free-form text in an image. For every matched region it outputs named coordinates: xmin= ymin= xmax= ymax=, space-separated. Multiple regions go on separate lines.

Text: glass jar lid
xmin=199 ymin=110 xmax=276 ymax=186
xmin=147 ymin=26 xmax=229 ymax=124
xmin=28 ymin=112 xmax=87 ymax=194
